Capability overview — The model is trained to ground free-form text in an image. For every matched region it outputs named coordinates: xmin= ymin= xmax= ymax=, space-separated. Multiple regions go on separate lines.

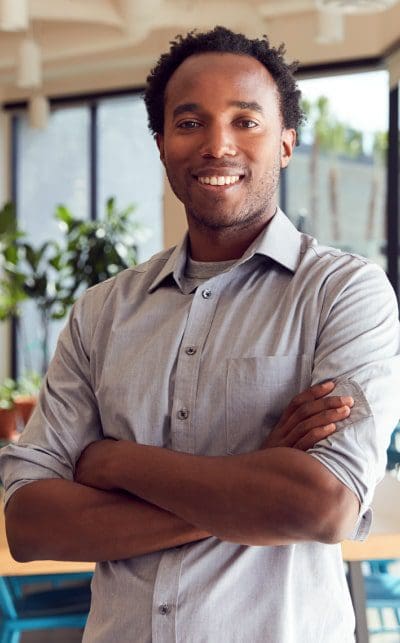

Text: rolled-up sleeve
xmin=0 ymin=292 xmax=103 ymax=506
xmin=307 ymin=261 xmax=400 ymax=540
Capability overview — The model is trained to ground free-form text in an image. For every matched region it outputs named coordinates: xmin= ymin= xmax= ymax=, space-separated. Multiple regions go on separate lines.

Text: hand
xmin=262 ymin=381 xmax=354 ymax=451
xmin=75 ymin=439 xmax=120 ymax=491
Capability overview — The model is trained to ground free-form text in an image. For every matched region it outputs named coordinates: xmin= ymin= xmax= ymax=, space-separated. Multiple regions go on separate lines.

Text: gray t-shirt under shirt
xmin=183 ymin=255 xmax=237 ymax=292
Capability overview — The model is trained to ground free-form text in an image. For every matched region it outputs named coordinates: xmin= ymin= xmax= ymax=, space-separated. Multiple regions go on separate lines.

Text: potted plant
xmin=0 ymin=373 xmax=41 ymax=440
xmin=0 ymin=197 xmax=145 ymax=375
xmin=13 ymin=371 xmax=41 ymax=426
xmin=0 ymin=202 xmax=26 ymax=320
xmin=0 ymin=378 xmax=18 ymax=440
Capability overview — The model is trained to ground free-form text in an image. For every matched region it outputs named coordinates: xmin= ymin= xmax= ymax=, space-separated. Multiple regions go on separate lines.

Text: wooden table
xmin=342 ymin=472 xmax=400 ymax=643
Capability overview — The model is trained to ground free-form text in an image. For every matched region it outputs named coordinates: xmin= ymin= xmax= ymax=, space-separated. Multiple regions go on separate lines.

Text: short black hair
xmin=144 ymin=26 xmax=304 ymax=139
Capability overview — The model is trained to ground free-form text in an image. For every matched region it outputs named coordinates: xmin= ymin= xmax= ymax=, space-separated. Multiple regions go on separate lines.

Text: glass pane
xmin=16 ymin=106 xmax=90 ymax=375
xmin=286 ymin=71 xmax=389 ymax=269
xmin=97 ymin=95 xmax=164 ymax=263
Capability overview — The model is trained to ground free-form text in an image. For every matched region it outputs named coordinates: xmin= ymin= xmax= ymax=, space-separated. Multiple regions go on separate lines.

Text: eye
xmin=177 ymin=120 xmax=201 ymax=129
xmin=236 ymin=119 xmax=258 ymax=129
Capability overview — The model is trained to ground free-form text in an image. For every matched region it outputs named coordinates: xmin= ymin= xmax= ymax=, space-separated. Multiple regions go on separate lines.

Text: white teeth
xmin=198 ymin=175 xmax=240 ymax=186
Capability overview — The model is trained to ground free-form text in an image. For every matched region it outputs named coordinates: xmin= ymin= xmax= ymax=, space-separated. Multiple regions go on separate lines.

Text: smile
xmin=197 ymin=175 xmax=241 ymax=186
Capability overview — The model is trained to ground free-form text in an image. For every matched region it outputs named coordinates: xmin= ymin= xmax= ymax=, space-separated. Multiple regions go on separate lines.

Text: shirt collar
xmin=244 ymin=207 xmax=302 ymax=273
xmin=148 ymin=236 xmax=189 ymax=293
xmin=148 ymin=208 xmax=302 ymax=293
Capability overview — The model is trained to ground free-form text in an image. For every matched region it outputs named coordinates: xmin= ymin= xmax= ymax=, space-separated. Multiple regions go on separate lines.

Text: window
xmin=286 ymin=70 xmax=389 ymax=270
xmin=15 ymin=106 xmax=90 ymax=375
xmin=97 ymin=96 xmax=163 ymax=262
xmin=11 ymin=93 xmax=164 ymax=376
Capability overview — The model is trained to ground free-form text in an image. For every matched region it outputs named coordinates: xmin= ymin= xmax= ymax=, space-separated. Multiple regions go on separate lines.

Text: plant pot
xmin=0 ymin=408 xmax=17 ymax=440
xmin=14 ymin=395 xmax=36 ymax=427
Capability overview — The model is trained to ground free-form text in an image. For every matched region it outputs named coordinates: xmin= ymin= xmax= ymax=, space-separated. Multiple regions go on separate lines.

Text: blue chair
xmin=6 ymin=573 xmax=93 ymax=599
xmin=364 ymin=561 xmax=400 ymax=636
xmin=367 ymin=559 xmax=396 ymax=575
xmin=0 ymin=572 xmax=92 ymax=642
xmin=386 ymin=424 xmax=400 ymax=472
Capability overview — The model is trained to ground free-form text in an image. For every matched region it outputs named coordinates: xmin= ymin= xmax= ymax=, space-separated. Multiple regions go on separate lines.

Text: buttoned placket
xmin=151 ymin=545 xmax=185 ymax=643
xmin=169 ymin=277 xmax=226 ymax=455
xmin=151 ymin=273 xmax=228 ymax=643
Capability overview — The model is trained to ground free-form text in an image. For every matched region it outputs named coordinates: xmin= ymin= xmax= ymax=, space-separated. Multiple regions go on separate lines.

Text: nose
xmin=199 ymin=123 xmax=237 ymax=158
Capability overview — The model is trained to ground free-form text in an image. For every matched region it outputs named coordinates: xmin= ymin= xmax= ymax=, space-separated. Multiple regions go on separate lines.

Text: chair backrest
xmin=0 ymin=576 xmax=18 ymax=619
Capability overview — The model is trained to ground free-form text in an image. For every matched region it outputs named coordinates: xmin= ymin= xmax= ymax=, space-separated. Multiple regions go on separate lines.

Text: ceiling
xmin=0 ymin=0 xmax=399 ymax=103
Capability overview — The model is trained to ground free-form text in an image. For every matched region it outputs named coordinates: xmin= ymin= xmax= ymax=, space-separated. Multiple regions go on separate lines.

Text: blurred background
xmin=0 ymin=3 xmax=400 ymax=641
xmin=0 ymin=0 xmax=399 ymax=378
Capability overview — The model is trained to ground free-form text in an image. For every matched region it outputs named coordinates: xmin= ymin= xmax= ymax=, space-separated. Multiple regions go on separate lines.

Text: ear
xmin=280 ymin=128 xmax=296 ymax=169
xmin=156 ymin=133 xmax=165 ymax=165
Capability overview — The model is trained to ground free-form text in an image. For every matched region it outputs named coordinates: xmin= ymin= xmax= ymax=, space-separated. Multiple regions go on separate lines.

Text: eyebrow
xmin=172 ymin=100 xmax=265 ymax=119
xmin=172 ymin=103 xmax=200 ymax=119
xmin=229 ymin=101 xmax=264 ymax=114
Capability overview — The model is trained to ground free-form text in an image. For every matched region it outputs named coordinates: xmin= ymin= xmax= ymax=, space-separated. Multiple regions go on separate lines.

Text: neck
xmin=187 ymin=212 xmax=276 ymax=262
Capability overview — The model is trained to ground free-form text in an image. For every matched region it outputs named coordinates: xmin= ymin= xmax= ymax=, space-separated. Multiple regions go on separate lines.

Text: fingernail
xmin=321 ymin=381 xmax=335 ymax=389
xmin=336 ymin=405 xmax=350 ymax=414
xmin=341 ymin=396 xmax=354 ymax=406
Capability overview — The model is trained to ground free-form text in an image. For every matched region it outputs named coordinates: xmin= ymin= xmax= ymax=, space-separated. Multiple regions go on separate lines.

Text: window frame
xmin=4 ymin=88 xmax=145 ymax=377
xmin=291 ymin=55 xmax=399 ymax=300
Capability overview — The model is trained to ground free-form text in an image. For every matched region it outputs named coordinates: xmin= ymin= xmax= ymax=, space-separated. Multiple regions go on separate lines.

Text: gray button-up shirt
xmin=1 ymin=209 xmax=400 ymax=643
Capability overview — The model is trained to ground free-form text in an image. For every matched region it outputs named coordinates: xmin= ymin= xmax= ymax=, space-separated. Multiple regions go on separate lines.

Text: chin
xmin=192 ymin=202 xmax=269 ymax=230
xmin=189 ymin=209 xmax=241 ymax=230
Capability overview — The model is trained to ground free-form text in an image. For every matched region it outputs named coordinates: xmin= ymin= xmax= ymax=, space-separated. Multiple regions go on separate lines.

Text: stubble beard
xmin=171 ymin=158 xmax=282 ymax=234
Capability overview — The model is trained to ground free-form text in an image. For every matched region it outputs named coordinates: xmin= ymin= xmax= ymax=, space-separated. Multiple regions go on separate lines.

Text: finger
xmin=290 ymin=381 xmax=336 ymax=409
xmin=294 ymin=423 xmax=336 ymax=451
xmin=289 ymin=396 xmax=354 ymax=429
xmin=277 ymin=395 xmax=354 ymax=436
xmin=295 ymin=401 xmax=352 ymax=429
xmin=285 ymin=405 xmax=351 ymax=444
xmin=276 ymin=381 xmax=336 ymax=427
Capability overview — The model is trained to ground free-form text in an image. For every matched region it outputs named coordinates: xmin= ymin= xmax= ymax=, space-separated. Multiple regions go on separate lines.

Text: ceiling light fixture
xmin=316 ymin=8 xmax=345 ymax=42
xmin=17 ymin=37 xmax=42 ymax=88
xmin=0 ymin=0 xmax=29 ymax=31
xmin=28 ymin=94 xmax=50 ymax=129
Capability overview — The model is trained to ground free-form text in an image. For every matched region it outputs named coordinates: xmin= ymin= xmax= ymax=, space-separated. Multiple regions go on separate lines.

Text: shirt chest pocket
xmin=225 ymin=355 xmax=312 ymax=455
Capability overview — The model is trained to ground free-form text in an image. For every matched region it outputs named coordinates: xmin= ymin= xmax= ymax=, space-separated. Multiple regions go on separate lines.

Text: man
xmin=1 ymin=26 xmax=400 ymax=643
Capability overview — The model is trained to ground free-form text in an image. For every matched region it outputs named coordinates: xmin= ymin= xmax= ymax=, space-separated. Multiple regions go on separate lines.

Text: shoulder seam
xmin=308 ymin=245 xmax=369 ymax=266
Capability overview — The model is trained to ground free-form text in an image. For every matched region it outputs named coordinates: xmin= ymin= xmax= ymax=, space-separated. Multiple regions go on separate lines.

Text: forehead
xmin=164 ymin=52 xmax=280 ymax=116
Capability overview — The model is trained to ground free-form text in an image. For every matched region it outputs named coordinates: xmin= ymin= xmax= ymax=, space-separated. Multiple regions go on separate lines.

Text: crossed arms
xmin=5 ymin=381 xmax=359 ymax=563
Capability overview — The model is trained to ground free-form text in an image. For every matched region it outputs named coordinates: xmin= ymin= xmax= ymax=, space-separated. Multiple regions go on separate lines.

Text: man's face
xmin=157 ymin=52 xmax=296 ymax=233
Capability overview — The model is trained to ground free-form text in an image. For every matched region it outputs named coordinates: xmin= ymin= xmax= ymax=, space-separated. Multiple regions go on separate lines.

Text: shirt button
xmin=158 ymin=603 xmax=171 ymax=616
xmin=202 ymin=288 xmax=212 ymax=299
xmin=185 ymin=346 xmax=197 ymax=356
xmin=177 ymin=408 xmax=189 ymax=420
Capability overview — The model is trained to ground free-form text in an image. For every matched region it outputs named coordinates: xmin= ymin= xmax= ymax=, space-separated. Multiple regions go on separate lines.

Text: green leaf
xmin=0 ymin=203 xmax=17 ymax=236
xmin=106 ymin=196 xmax=115 ymax=217
xmin=4 ymin=245 xmax=18 ymax=265
xmin=23 ymin=243 xmax=40 ymax=270
xmin=55 ymin=205 xmax=74 ymax=228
